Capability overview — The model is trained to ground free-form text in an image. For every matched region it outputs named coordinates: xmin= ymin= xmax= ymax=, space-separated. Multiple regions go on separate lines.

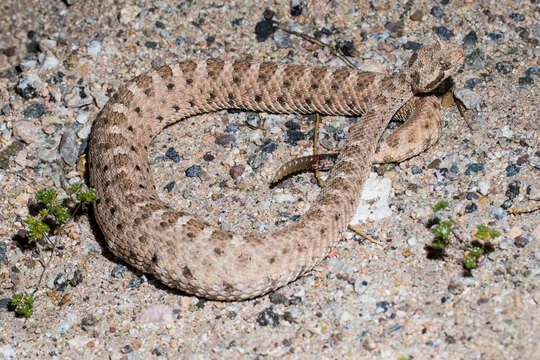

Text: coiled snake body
xmin=88 ymin=41 xmax=464 ymax=300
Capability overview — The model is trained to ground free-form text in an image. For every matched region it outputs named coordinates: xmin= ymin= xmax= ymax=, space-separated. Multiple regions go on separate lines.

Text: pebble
xmin=75 ymin=111 xmax=90 ymax=124
xmin=256 ymin=308 xmax=279 ymax=327
xmin=463 ymin=31 xmax=477 ymax=49
xmin=465 ymin=78 xmax=481 ymax=89
xmin=466 ymin=49 xmax=485 ymax=69
xmin=19 ymin=58 xmax=38 ymax=71
xmin=163 ymin=181 xmax=175 ymax=192
xmin=402 ymin=41 xmax=422 ymax=51
xmin=337 ymin=40 xmax=356 ymax=56
xmin=64 ymin=87 xmax=93 ymax=108
xmin=39 ymin=55 xmax=59 ymax=70
xmin=229 ymin=164 xmax=245 ymax=179
xmin=247 ymin=152 xmax=265 ymax=169
xmin=494 ymin=62 xmax=512 ymax=75
xmin=363 ymin=337 xmax=376 ymax=351
xmin=140 ymin=305 xmax=174 ymax=325
xmin=59 ymin=131 xmax=79 ymax=166
xmin=505 ymin=181 xmax=520 ymax=199
xmin=478 ymin=180 xmax=490 ymax=195
xmin=23 ymin=103 xmax=46 ymax=119
xmin=487 ymin=32 xmax=504 ymax=41
xmin=453 ymin=88 xmax=482 ymax=110
xmin=274 ymin=31 xmax=290 ymax=49
xmin=165 ymin=147 xmax=180 ymax=162
xmin=465 ymin=163 xmax=483 ymax=175
xmin=55 ymin=313 xmax=78 ymax=335
xmin=285 ymin=129 xmax=305 ymax=145
xmin=505 ymin=164 xmax=521 ymax=177
xmin=77 ymin=124 xmax=91 ymax=139
xmin=13 ymin=120 xmax=39 ymax=143
xmin=255 ymin=19 xmax=276 ymax=42
xmin=119 ymin=5 xmax=141 ymax=25
xmin=514 ymin=236 xmax=529 ymax=248
xmin=0 ymin=242 xmax=6 ymax=263
xmin=224 ymin=124 xmax=239 ymax=133
xmin=87 ymin=40 xmax=102 ymax=57
xmin=465 ymin=203 xmax=477 ymax=213
xmin=0 ymin=344 xmax=16 ymax=359
xmin=215 ymin=134 xmax=236 ymax=146
xmin=203 ymin=152 xmax=215 ymax=161
xmin=410 ymin=10 xmax=423 ymax=21
xmin=111 ymin=264 xmax=128 ymax=278
xmin=411 ymin=165 xmax=422 ymax=174
xmin=435 ymin=26 xmax=454 ymax=40
xmin=489 ymin=206 xmax=505 ymax=220
xmin=185 ymin=165 xmax=202 ymax=177
xmin=510 ymin=13 xmax=525 ymax=22
xmin=466 ymin=192 xmax=479 ymax=200
xmin=354 ymin=278 xmax=368 ymax=294
xmin=38 ymin=38 xmax=56 ymax=53
xmin=430 ymin=6 xmax=444 ymax=19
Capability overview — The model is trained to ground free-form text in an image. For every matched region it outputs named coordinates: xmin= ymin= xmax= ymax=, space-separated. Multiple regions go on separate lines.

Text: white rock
xmin=87 ymin=40 xmax=102 ymax=57
xmin=0 ymin=344 xmax=16 ymax=359
xmin=75 ymin=111 xmax=90 ymax=124
xmin=350 ymin=172 xmax=392 ymax=223
xmin=40 ymin=55 xmax=59 ymax=70
xmin=273 ymin=192 xmax=296 ymax=203
xmin=478 ymin=180 xmax=490 ymax=196
xmin=119 ymin=5 xmax=141 ymax=25
xmin=140 ymin=304 xmax=174 ymax=325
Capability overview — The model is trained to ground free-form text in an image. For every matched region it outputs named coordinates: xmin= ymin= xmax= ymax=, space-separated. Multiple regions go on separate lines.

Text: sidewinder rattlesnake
xmin=88 ymin=40 xmax=464 ymax=300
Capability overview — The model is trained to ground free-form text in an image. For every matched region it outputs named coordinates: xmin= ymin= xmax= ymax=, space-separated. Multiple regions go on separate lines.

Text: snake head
xmin=406 ymin=39 xmax=464 ymax=94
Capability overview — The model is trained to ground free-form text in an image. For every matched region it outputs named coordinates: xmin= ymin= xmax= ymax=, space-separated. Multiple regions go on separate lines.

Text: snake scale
xmin=88 ymin=40 xmax=464 ymax=300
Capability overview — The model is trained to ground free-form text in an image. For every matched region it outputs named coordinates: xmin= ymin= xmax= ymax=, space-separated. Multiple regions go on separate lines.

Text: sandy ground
xmin=0 ymin=0 xmax=539 ymax=359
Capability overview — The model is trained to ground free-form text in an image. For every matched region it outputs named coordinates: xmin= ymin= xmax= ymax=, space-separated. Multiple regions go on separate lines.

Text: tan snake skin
xmin=88 ymin=40 xmax=464 ymax=300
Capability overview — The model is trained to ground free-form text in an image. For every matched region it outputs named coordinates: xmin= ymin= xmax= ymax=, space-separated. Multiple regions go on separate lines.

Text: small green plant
xmin=430 ymin=220 xmax=454 ymax=249
xmin=464 ymin=247 xmax=484 ymax=270
xmin=432 ymin=200 xmax=448 ymax=212
xmin=474 ymin=224 xmax=500 ymax=242
xmin=10 ymin=293 xmax=35 ymax=319
xmin=10 ymin=183 xmax=97 ymax=319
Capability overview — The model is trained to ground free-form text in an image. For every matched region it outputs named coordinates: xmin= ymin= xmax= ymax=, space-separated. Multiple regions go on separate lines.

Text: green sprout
xmin=474 ymin=224 xmax=500 ymax=242
xmin=464 ymin=247 xmax=484 ymax=269
xmin=10 ymin=293 xmax=35 ymax=319
xmin=432 ymin=200 xmax=448 ymax=212
xmin=430 ymin=220 xmax=454 ymax=249
xmin=13 ymin=183 xmax=97 ymax=319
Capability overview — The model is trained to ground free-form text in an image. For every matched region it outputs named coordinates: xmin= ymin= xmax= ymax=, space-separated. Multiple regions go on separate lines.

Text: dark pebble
xmin=69 ymin=269 xmax=84 ymax=287
xmin=518 ymin=77 xmax=533 ymax=85
xmin=145 ymin=41 xmax=158 ymax=49
xmin=255 ymin=19 xmax=276 ymax=42
xmin=203 ymin=152 xmax=215 ymax=161
xmin=175 ymin=36 xmax=185 ymax=46
xmin=465 ymin=203 xmax=477 ymax=213
xmin=152 ymin=347 xmax=165 ymax=356
xmin=464 ymin=163 xmax=483 ymax=175
xmin=1 ymin=104 xmax=11 ymax=116
xmin=430 ymin=6 xmax=444 ymax=19
xmin=127 ymin=275 xmax=145 ymax=289
xmin=435 ymin=26 xmax=454 ymax=40
xmin=0 ymin=298 xmax=11 ymax=309
xmin=402 ymin=41 xmax=422 ymax=50
xmin=23 ymin=103 xmax=46 ymax=119
xmin=54 ymin=273 xmax=68 ymax=291
xmin=229 ymin=164 xmax=245 ymax=179
xmin=495 ymin=62 xmax=513 ymax=74
xmin=185 ymin=165 xmax=202 ymax=177
xmin=284 ymin=120 xmax=301 ymax=130
xmin=427 ymin=159 xmax=441 ymax=169
xmin=525 ymin=67 xmax=539 ymax=78
xmin=411 ymin=165 xmax=422 ymax=174
xmin=505 ymin=163 xmax=521 ymax=177
xmin=256 ymin=308 xmax=279 ymax=327
xmin=465 ymin=78 xmax=481 ymax=89
xmin=121 ymin=345 xmax=133 ymax=354
xmin=336 ymin=40 xmax=356 ymax=56
xmin=487 ymin=32 xmax=503 ymax=41
xmin=516 ymin=155 xmax=529 ymax=165
xmin=290 ymin=2 xmax=303 ymax=17
xmin=376 ymin=301 xmax=390 ymax=313
xmin=269 ymin=293 xmax=288 ymax=305
xmin=111 ymin=264 xmax=127 ymax=278
xmin=155 ymin=21 xmax=165 ymax=29
xmin=440 ymin=0 xmax=449 ymax=4
xmin=215 ymin=134 xmax=236 ymax=146
xmin=385 ymin=21 xmax=404 ymax=35
xmin=465 ymin=49 xmax=485 ymax=69
xmin=260 ymin=138 xmax=278 ymax=153
xmin=505 ymin=181 xmax=520 ymax=199
xmin=164 ymin=181 xmax=175 ymax=192
xmin=514 ymin=236 xmax=529 ymax=248
xmin=466 ymin=192 xmax=479 ymax=200
xmin=165 ymin=147 xmax=180 ymax=162
xmin=510 ymin=13 xmax=524 ymax=22
xmin=463 ymin=31 xmax=477 ymax=48
xmin=285 ymin=129 xmax=305 ymax=145
xmin=449 ymin=164 xmax=459 ymax=173
xmin=80 ymin=314 xmax=98 ymax=331
xmin=501 ymin=199 xmax=513 ymax=209
xmin=518 ymin=28 xmax=529 ymax=41
xmin=225 ymin=124 xmax=239 ymax=133
xmin=313 ymin=27 xmax=332 ymax=38
xmin=0 ymin=242 xmax=6 ymax=263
